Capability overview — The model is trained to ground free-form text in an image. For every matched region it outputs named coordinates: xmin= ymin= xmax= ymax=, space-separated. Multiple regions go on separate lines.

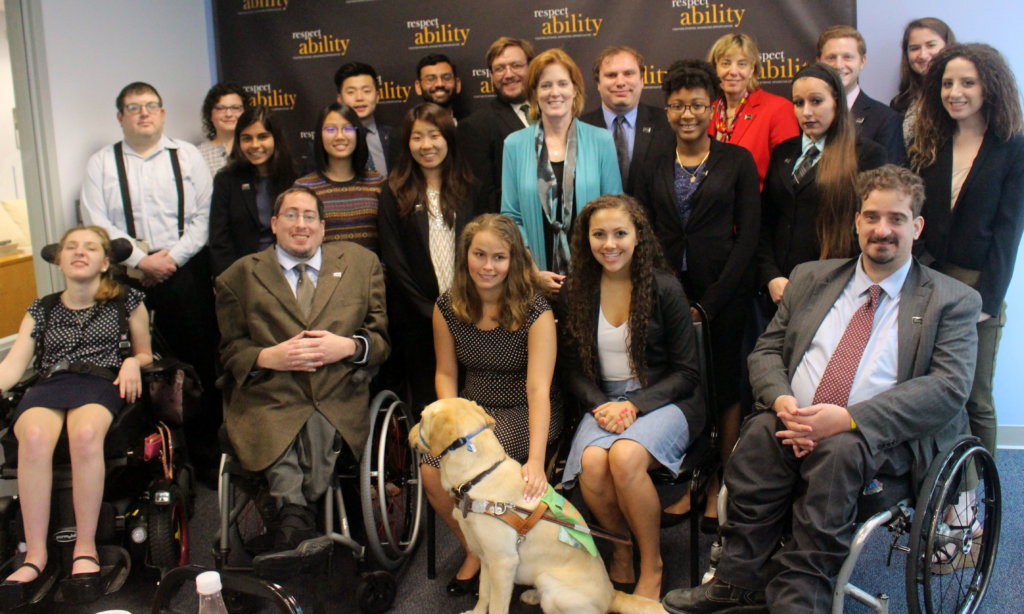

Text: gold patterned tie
xmin=295 ymin=263 xmax=314 ymax=315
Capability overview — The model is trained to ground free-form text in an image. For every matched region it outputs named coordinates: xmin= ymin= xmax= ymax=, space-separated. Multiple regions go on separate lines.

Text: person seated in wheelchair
xmin=0 ymin=225 xmax=153 ymax=609
xmin=557 ymin=195 xmax=704 ymax=601
xmin=215 ymin=185 xmax=388 ymax=563
xmin=662 ymin=165 xmax=981 ymax=614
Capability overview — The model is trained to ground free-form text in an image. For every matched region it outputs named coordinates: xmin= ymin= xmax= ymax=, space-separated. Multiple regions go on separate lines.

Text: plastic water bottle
xmin=196 ymin=570 xmax=229 ymax=614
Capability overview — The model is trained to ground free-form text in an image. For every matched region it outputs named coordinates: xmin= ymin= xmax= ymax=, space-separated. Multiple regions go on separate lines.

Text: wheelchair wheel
xmin=148 ymin=483 xmax=190 ymax=573
xmin=360 ymin=390 xmax=424 ymax=570
xmin=906 ymin=436 xmax=1000 ymax=614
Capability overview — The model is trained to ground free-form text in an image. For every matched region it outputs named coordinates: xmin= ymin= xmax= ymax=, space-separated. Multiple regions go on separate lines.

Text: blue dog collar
xmin=422 ymin=424 xmax=490 ymax=459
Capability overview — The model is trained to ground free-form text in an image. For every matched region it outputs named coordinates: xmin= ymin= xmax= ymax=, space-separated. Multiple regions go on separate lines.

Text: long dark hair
xmin=224 ymin=105 xmax=297 ymax=194
xmin=564 ymin=195 xmax=667 ymax=387
xmin=200 ymin=82 xmax=247 ymax=140
xmin=449 ymin=214 xmax=540 ymax=331
xmin=312 ymin=102 xmax=370 ymax=178
xmin=910 ymin=43 xmax=1024 ymax=171
xmin=891 ymin=18 xmax=956 ymax=113
xmin=793 ymin=63 xmax=859 ymax=259
xmin=388 ymin=103 xmax=473 ymax=227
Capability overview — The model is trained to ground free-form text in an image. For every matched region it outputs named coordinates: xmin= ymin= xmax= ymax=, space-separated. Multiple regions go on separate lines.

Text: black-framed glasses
xmin=666 ymin=102 xmax=709 ymax=114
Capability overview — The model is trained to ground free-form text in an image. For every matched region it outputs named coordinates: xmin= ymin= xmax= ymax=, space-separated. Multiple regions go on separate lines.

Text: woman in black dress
xmin=0 ymin=227 xmax=153 ymax=608
xmin=635 ymin=60 xmax=760 ymax=529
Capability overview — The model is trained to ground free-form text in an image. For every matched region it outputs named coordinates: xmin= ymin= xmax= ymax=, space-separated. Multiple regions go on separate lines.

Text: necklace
xmin=676 ymin=149 xmax=710 ymax=183
xmin=71 ymin=304 xmax=97 ymax=330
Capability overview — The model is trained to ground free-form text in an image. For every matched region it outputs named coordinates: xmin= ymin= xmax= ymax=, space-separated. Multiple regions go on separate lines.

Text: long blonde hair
xmin=449 ymin=214 xmax=540 ymax=331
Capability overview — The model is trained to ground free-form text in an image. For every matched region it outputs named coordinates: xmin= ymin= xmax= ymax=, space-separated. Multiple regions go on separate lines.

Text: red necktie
xmin=812 ymin=285 xmax=883 ymax=407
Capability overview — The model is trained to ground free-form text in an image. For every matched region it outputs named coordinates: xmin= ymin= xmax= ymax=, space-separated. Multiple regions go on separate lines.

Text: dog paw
xmin=520 ymin=588 xmax=540 ymax=605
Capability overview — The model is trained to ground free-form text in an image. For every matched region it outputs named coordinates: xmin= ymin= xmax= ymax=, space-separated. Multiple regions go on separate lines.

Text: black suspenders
xmin=113 ymin=141 xmax=185 ymax=240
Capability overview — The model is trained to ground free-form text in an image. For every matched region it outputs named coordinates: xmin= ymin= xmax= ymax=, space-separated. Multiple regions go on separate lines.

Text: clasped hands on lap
xmin=256 ymin=331 xmax=357 ymax=372
xmin=772 ymin=394 xmax=853 ymax=458
xmin=592 ymin=400 xmax=639 ymax=434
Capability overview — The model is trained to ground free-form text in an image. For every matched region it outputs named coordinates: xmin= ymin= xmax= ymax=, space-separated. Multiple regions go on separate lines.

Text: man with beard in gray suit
xmin=663 ymin=165 xmax=980 ymax=614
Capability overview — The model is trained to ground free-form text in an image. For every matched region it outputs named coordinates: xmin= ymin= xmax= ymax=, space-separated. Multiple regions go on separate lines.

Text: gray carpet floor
xmin=9 ymin=449 xmax=1023 ymax=613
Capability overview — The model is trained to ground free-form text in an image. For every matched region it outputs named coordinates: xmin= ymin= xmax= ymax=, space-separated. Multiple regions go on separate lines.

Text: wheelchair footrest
xmin=52 ymin=545 xmax=131 ymax=602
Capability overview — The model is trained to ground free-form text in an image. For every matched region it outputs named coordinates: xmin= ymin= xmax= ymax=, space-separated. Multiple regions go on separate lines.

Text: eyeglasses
xmin=213 ymin=104 xmax=244 ymax=114
xmin=323 ymin=125 xmax=357 ymax=136
xmin=492 ymin=62 xmax=527 ymax=75
xmin=123 ymin=102 xmax=162 ymax=115
xmin=666 ymin=102 xmax=709 ymax=114
xmin=421 ymin=73 xmax=455 ymax=85
xmin=278 ymin=211 xmax=320 ymax=224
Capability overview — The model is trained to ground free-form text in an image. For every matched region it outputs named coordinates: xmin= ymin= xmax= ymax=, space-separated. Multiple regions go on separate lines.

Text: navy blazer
xmin=458 ymin=98 xmax=527 ymax=214
xmin=635 ymin=140 xmax=761 ymax=321
xmin=377 ymin=180 xmax=482 ymax=321
xmin=558 ymin=269 xmax=705 ymax=434
xmin=851 ymin=91 xmax=906 ymax=166
xmin=757 ymin=136 xmax=887 ymax=287
xmin=581 ymin=102 xmax=675 ymax=196
xmin=209 ymin=166 xmax=274 ymax=276
xmin=916 ymin=132 xmax=1024 ymax=315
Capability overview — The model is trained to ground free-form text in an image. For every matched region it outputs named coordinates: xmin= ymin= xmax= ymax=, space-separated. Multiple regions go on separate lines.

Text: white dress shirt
xmin=80 ymin=135 xmax=213 ymax=267
xmin=601 ymin=105 xmax=637 ymax=160
xmin=790 ymin=256 xmax=911 ymax=408
xmin=275 ymin=245 xmax=322 ymax=295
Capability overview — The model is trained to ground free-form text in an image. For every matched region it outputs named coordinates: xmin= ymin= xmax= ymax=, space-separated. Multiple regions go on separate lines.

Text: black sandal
xmin=62 ymin=555 xmax=103 ymax=604
xmin=0 ymin=560 xmax=56 ymax=609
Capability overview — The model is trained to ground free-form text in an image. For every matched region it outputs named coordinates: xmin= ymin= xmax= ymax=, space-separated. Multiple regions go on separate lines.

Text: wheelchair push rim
xmin=906 ymin=437 xmax=1000 ymax=614
xmin=360 ymin=390 xmax=424 ymax=570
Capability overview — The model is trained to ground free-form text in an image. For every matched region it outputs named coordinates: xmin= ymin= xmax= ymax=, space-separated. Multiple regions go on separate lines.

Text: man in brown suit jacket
xmin=216 ymin=185 xmax=389 ymax=556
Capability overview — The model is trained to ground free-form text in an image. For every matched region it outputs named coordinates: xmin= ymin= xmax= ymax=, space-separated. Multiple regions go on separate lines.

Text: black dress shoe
xmin=446 ymin=570 xmax=479 ymax=596
xmin=62 ymin=555 xmax=103 ymax=604
xmin=663 ymin=577 xmax=766 ymax=614
xmin=0 ymin=559 xmax=58 ymax=609
xmin=661 ymin=509 xmax=692 ymax=528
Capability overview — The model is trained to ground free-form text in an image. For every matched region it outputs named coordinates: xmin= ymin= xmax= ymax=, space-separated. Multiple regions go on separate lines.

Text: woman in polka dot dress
xmin=422 ymin=213 xmax=563 ymax=596
xmin=0 ymin=226 xmax=153 ymax=607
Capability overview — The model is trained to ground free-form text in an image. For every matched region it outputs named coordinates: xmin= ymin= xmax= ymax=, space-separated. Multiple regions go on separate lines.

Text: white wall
xmin=36 ymin=0 xmax=213 ymax=229
xmin=858 ymin=1 xmax=1024 ymax=442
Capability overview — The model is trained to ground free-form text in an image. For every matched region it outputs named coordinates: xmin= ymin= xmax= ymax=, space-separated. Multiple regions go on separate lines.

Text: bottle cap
xmin=196 ymin=570 xmax=223 ymax=595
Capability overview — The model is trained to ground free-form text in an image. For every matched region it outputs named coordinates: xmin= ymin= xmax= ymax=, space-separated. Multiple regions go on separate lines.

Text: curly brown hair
xmin=564 ymin=195 xmax=667 ymax=386
xmin=909 ymin=43 xmax=1024 ymax=171
xmin=449 ymin=214 xmax=540 ymax=331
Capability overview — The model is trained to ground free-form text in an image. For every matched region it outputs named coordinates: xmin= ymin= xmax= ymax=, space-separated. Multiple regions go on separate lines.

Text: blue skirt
xmin=14 ymin=372 xmax=125 ymax=425
xmin=561 ymin=380 xmax=690 ymax=489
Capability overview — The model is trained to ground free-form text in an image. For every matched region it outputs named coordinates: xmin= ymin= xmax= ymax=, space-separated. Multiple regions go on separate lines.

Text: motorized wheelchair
xmin=213 ymin=388 xmax=424 ymax=613
xmin=708 ymin=434 xmax=1000 ymax=614
xmin=0 ymin=237 xmax=197 ymax=605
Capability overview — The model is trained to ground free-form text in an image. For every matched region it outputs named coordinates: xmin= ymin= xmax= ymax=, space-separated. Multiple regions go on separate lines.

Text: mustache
xmin=868 ymin=236 xmax=897 ymax=245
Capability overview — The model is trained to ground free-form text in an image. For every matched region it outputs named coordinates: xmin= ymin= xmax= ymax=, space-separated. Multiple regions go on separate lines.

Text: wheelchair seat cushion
xmin=13 ymin=372 xmax=125 ymax=424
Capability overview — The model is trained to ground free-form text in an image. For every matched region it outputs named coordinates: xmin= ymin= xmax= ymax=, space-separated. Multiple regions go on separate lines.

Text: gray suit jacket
xmin=748 ymin=257 xmax=980 ymax=486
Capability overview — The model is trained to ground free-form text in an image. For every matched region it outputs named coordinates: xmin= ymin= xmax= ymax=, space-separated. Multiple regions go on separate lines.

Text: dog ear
xmin=408 ymin=422 xmax=428 ymax=453
xmin=427 ymin=402 xmax=462 ymax=457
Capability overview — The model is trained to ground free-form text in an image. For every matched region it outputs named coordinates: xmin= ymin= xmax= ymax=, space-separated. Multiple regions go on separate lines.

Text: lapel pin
xmin=242 ymin=183 xmax=251 ymax=190
xmin=856 ymin=117 xmax=865 ymax=124
xmin=642 ymin=126 xmax=652 ymax=134
xmin=912 ymin=316 xmax=923 ymax=324
xmin=333 ymin=272 xmax=342 ymax=278
xmin=744 ymin=114 xmax=753 ymax=120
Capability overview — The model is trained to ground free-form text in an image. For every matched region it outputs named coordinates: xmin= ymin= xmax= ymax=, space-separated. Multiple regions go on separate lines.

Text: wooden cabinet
xmin=0 ymin=251 xmax=37 ymax=337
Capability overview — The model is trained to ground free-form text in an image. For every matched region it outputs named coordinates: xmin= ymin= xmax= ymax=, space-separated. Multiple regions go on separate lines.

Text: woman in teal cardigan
xmin=501 ymin=48 xmax=622 ymax=293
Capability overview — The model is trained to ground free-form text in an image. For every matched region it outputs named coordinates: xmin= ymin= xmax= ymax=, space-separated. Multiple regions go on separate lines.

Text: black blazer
xmin=851 ymin=91 xmax=906 ymax=166
xmin=557 ymin=270 xmax=704 ymax=434
xmin=377 ymin=180 xmax=482 ymax=321
xmin=375 ymin=122 xmax=397 ymax=174
xmin=581 ymin=102 xmax=675 ymax=196
xmin=757 ymin=136 xmax=887 ymax=287
xmin=634 ymin=140 xmax=761 ymax=321
xmin=209 ymin=166 xmax=276 ymax=276
xmin=916 ymin=132 xmax=1024 ymax=315
xmin=457 ymin=99 xmax=527 ymax=214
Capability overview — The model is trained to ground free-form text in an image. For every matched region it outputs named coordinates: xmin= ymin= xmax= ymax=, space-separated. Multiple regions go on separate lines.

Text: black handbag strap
xmin=113 ymin=141 xmax=186 ymax=240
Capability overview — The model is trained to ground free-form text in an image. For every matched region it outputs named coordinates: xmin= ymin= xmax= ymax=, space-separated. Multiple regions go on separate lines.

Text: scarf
xmin=535 ymin=119 xmax=577 ymax=275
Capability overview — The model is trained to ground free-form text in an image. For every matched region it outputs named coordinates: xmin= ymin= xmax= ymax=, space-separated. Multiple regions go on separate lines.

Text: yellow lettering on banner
xmin=479 ymin=81 xmax=493 ymax=94
xmin=678 ymin=4 xmax=745 ymax=27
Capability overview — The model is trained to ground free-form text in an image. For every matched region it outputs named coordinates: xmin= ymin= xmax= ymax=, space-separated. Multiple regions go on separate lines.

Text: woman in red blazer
xmin=706 ymin=33 xmax=799 ymax=188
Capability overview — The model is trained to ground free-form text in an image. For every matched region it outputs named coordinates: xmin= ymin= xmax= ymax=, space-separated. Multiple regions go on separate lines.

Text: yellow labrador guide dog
xmin=411 ymin=397 xmax=667 ymax=614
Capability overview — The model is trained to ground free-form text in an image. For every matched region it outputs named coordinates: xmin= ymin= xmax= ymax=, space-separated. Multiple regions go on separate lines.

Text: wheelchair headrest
xmin=40 ymin=238 xmax=134 ymax=265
